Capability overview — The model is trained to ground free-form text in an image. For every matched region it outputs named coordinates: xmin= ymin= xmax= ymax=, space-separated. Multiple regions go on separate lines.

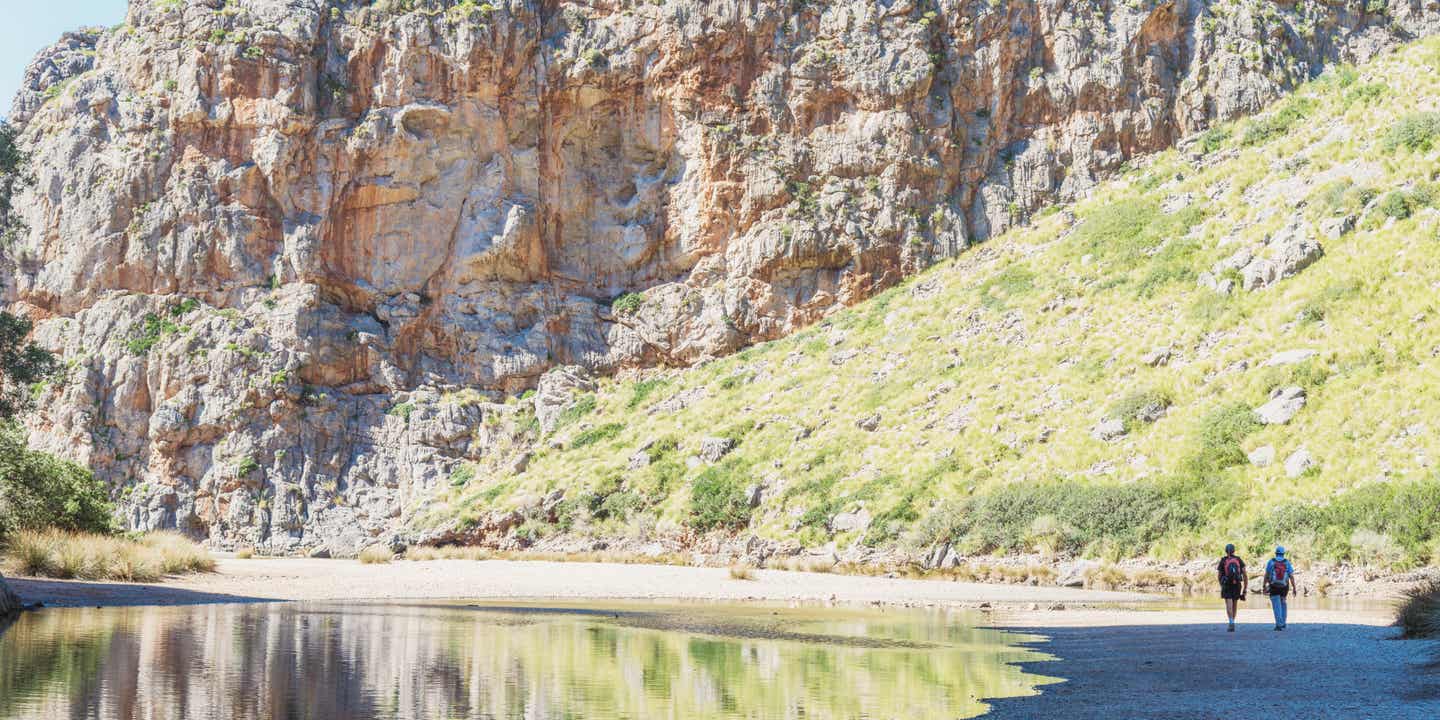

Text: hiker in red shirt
xmin=1217 ymin=543 xmax=1248 ymax=632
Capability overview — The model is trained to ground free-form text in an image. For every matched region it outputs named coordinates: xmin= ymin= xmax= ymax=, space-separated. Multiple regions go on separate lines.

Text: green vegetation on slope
xmin=425 ymin=37 xmax=1440 ymax=570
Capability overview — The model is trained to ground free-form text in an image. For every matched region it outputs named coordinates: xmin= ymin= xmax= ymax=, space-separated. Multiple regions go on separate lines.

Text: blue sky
xmin=1 ymin=1 xmax=128 ymax=119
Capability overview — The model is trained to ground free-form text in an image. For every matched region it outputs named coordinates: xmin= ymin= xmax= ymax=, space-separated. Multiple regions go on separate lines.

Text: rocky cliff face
xmin=4 ymin=0 xmax=1438 ymax=553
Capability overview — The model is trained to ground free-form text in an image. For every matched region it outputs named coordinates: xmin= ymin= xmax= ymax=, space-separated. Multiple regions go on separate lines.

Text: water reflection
xmin=0 ymin=602 xmax=1057 ymax=719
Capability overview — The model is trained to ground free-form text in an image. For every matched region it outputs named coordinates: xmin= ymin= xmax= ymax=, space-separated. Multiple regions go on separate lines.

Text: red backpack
xmin=1221 ymin=556 xmax=1244 ymax=585
xmin=1269 ymin=560 xmax=1290 ymax=593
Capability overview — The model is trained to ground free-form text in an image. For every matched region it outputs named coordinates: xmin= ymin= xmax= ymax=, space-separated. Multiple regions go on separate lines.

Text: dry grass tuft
xmin=1396 ymin=579 xmax=1440 ymax=639
xmin=728 ymin=564 xmax=756 ymax=580
xmin=357 ymin=545 xmax=395 ymax=564
xmin=3 ymin=529 xmax=213 ymax=582
xmin=234 ymin=547 xmax=255 ymax=559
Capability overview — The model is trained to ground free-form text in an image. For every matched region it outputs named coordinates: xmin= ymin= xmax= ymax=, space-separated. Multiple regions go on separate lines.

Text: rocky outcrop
xmin=0 ymin=573 xmax=20 ymax=618
xmin=5 ymin=0 xmax=1440 ymax=551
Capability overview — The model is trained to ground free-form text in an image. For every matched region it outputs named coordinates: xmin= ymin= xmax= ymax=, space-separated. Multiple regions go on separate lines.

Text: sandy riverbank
xmin=6 ymin=558 xmax=1437 ymax=718
xmin=4 ymin=556 xmax=1156 ymax=608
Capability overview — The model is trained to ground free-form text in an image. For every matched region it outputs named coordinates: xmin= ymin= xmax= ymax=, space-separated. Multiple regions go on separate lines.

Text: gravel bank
xmin=987 ymin=608 xmax=1440 ymax=719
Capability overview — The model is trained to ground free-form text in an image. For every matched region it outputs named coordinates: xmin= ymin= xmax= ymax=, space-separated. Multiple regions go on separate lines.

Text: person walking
xmin=1217 ymin=543 xmax=1247 ymax=632
xmin=1264 ymin=546 xmax=1300 ymax=630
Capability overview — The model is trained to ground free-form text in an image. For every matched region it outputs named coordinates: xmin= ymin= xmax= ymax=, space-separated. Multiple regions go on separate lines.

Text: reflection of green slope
xmin=0 ymin=602 xmax=1057 ymax=719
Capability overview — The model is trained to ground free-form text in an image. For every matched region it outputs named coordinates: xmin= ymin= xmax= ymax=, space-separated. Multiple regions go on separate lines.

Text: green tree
xmin=0 ymin=425 xmax=113 ymax=537
xmin=0 ymin=311 xmax=57 ymax=420
xmin=0 ymin=120 xmax=25 ymax=243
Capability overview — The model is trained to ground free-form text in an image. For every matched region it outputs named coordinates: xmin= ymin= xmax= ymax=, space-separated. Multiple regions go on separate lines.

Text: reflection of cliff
xmin=0 ymin=603 xmax=1050 ymax=719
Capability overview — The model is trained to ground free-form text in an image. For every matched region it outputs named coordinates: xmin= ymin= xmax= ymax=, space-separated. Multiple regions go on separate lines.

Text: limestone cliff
xmin=4 ymin=0 xmax=1437 ymax=552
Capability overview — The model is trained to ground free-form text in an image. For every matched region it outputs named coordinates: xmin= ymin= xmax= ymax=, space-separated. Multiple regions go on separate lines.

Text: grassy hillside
xmin=421 ymin=37 xmax=1440 ymax=570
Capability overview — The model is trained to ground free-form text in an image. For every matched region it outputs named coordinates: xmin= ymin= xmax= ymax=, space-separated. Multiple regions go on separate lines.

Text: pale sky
xmin=1 ymin=0 xmax=129 ymax=119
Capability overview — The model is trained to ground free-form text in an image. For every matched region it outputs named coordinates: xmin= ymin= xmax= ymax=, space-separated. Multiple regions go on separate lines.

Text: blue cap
xmin=1225 ymin=543 xmax=1235 ymax=554
xmin=1275 ymin=546 xmax=1286 ymax=556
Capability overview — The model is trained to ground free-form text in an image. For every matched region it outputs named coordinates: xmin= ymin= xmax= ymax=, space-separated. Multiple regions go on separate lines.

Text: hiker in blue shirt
xmin=1264 ymin=546 xmax=1300 ymax=630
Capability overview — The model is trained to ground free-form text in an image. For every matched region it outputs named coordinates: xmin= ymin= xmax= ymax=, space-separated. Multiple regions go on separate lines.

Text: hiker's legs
xmin=1279 ymin=595 xmax=1288 ymax=627
xmin=1270 ymin=594 xmax=1283 ymax=627
xmin=1225 ymin=598 xmax=1237 ymax=621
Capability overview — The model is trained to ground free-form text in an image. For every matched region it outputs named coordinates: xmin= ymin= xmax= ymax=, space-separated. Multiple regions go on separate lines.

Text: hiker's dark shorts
xmin=1220 ymin=582 xmax=1244 ymax=600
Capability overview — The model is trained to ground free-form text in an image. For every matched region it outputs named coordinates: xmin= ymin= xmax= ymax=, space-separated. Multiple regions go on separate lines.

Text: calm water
xmin=0 ymin=601 xmax=1058 ymax=720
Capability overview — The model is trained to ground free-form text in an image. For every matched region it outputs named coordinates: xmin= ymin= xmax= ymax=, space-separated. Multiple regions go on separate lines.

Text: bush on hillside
xmin=1182 ymin=402 xmax=1260 ymax=474
xmin=1250 ymin=478 xmax=1440 ymax=565
xmin=914 ymin=475 xmax=1217 ymax=558
xmin=1380 ymin=112 xmax=1440 ymax=153
xmin=1108 ymin=389 xmax=1172 ymax=431
xmin=688 ymin=459 xmax=753 ymax=531
xmin=0 ymin=424 xmax=114 ymax=539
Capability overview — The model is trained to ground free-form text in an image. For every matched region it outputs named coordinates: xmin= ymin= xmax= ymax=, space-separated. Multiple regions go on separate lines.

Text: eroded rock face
xmin=5 ymin=0 xmax=1439 ymax=551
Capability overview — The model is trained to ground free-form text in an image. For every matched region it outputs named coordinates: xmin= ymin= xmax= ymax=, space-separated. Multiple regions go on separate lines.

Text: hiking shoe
xmin=1274 ymin=626 xmax=1282 ymax=631
xmin=1227 ymin=625 xmax=1235 ymax=632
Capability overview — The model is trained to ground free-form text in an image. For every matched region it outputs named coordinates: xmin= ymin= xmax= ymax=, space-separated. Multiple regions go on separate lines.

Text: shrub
xmin=977 ymin=265 xmax=1036 ymax=309
xmin=688 ymin=459 xmax=753 ymax=531
xmin=1108 ymin=389 xmax=1172 ymax=431
xmin=728 ymin=565 xmax=756 ymax=580
xmin=449 ymin=463 xmax=476 ymax=487
xmin=1396 ymin=579 xmax=1440 ymax=639
xmin=1186 ymin=402 xmax=1259 ymax=473
xmin=917 ymin=475 xmax=1217 ymax=558
xmin=1198 ymin=126 xmax=1231 ymax=154
xmin=1380 ymin=112 xmax=1440 ymax=153
xmin=125 ymin=313 xmax=180 ymax=356
xmin=1376 ymin=186 xmax=1434 ymax=220
xmin=1250 ymin=478 xmax=1440 ymax=565
xmin=571 ymin=422 xmax=623 ymax=449
xmin=554 ymin=395 xmax=596 ymax=429
xmin=0 ymin=425 xmax=114 ymax=538
xmin=234 ymin=455 xmax=259 ymax=478
xmin=611 ymin=292 xmax=644 ymax=315
xmin=357 ymin=545 xmax=393 ymax=564
xmin=1239 ymin=97 xmax=1314 ymax=147
xmin=235 ymin=547 xmax=255 ymax=559
xmin=1071 ymin=198 xmax=1204 ymax=267
xmin=626 ymin=378 xmax=668 ymax=409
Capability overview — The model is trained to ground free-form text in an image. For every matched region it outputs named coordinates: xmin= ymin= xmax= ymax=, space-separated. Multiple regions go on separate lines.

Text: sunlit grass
xmin=413 ymin=36 xmax=1440 ymax=568
xmin=3 ymin=530 xmax=214 ymax=582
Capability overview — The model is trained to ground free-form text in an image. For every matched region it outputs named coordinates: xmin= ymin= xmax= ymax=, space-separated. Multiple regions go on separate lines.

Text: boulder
xmin=1239 ymin=217 xmax=1324 ymax=291
xmin=1141 ymin=346 xmax=1172 ymax=367
xmin=926 ymin=543 xmax=952 ymax=570
xmin=855 ymin=413 xmax=882 ymax=432
xmin=1057 ymin=560 xmax=1101 ymax=588
xmin=628 ymin=450 xmax=651 ymax=470
xmin=1285 ymin=448 xmax=1316 ymax=478
xmin=307 ymin=546 xmax=332 ymax=559
xmin=744 ymin=483 xmax=765 ymax=508
xmin=830 ymin=508 xmax=872 ymax=533
xmin=1 ymin=573 xmax=21 ymax=618
xmin=1319 ymin=215 xmax=1356 ymax=239
xmin=1092 ymin=418 xmax=1127 ymax=442
xmin=535 ymin=366 xmax=597 ymax=434
xmin=1255 ymin=386 xmax=1306 ymax=425
xmin=1248 ymin=445 xmax=1276 ymax=467
xmin=1261 ymin=349 xmax=1318 ymax=367
xmin=509 ymin=451 xmax=532 ymax=474
xmin=698 ymin=436 xmax=737 ymax=463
